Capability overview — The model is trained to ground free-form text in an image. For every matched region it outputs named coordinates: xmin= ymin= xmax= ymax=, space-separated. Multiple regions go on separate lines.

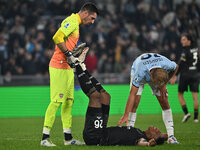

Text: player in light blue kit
xmin=118 ymin=53 xmax=179 ymax=144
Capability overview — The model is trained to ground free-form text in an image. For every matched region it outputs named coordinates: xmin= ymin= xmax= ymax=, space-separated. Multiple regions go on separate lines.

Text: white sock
xmin=63 ymin=128 xmax=71 ymax=134
xmin=162 ymin=109 xmax=174 ymax=137
xmin=127 ymin=112 xmax=137 ymax=127
xmin=43 ymin=127 xmax=50 ymax=135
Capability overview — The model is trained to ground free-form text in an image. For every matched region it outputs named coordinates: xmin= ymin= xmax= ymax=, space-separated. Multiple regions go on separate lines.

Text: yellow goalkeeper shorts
xmin=49 ymin=67 xmax=74 ymax=103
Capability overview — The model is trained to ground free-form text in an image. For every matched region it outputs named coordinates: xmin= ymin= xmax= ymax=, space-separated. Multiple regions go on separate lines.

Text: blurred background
xmin=0 ymin=0 xmax=200 ymax=86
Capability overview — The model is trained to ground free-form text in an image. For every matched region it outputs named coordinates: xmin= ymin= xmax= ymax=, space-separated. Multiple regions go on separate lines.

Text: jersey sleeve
xmin=59 ymin=17 xmax=76 ymax=37
xmin=52 ymin=29 xmax=65 ymax=44
xmin=162 ymin=56 xmax=177 ymax=71
xmin=132 ymin=71 xmax=144 ymax=87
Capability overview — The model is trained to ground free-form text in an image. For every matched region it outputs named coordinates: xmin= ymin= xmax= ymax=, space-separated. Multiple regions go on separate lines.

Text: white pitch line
xmin=2 ymin=138 xmax=38 ymax=141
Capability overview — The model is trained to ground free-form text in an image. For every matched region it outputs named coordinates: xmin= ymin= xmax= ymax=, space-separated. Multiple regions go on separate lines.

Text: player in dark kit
xmin=171 ymin=33 xmax=199 ymax=123
xmin=70 ymin=55 xmax=168 ymax=146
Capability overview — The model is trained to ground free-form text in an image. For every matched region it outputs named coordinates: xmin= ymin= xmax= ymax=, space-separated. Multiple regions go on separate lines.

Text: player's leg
xmin=41 ymin=101 xmax=61 ymax=146
xmin=190 ymin=77 xmax=199 ymax=122
xmin=156 ymin=94 xmax=179 ymax=144
xmin=81 ymin=63 xmax=110 ymax=128
xmin=178 ymin=75 xmax=191 ymax=123
xmin=178 ymin=92 xmax=191 ymax=122
xmin=127 ymin=85 xmax=143 ymax=127
xmin=41 ymin=67 xmax=66 ymax=146
xmin=75 ymin=63 xmax=106 ymax=145
xmin=192 ymin=92 xmax=199 ymax=122
xmin=150 ymin=82 xmax=178 ymax=144
xmin=56 ymin=69 xmax=84 ymax=145
xmin=178 ymin=75 xmax=191 ymax=122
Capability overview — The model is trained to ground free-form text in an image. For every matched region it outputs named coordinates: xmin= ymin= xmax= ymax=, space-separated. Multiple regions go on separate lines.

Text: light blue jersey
xmin=131 ymin=53 xmax=177 ymax=87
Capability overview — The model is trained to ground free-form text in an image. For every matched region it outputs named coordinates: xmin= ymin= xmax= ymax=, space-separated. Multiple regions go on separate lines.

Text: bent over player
xmin=118 ymin=53 xmax=179 ymax=144
xmin=69 ymin=54 xmax=168 ymax=146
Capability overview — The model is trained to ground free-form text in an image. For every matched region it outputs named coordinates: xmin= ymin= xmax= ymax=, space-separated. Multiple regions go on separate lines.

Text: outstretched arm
xmin=118 ymin=85 xmax=139 ymax=126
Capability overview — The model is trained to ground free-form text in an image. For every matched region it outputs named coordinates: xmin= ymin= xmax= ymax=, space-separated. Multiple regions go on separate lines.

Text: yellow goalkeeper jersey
xmin=50 ymin=13 xmax=81 ymax=69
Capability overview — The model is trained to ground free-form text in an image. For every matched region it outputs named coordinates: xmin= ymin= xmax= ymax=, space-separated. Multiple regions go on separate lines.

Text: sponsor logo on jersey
xmin=59 ymin=94 xmax=64 ymax=98
xmin=64 ymin=23 xmax=70 ymax=29
xmin=97 ymin=116 xmax=102 ymax=120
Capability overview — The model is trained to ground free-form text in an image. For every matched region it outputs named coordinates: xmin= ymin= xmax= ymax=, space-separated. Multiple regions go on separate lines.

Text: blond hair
xmin=151 ymin=68 xmax=168 ymax=87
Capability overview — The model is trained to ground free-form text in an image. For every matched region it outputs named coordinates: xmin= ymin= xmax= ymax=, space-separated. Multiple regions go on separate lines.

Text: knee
xmin=178 ymin=92 xmax=183 ymax=97
xmin=49 ymin=101 xmax=61 ymax=109
xmin=90 ymin=91 xmax=101 ymax=101
xmin=101 ymin=91 xmax=111 ymax=105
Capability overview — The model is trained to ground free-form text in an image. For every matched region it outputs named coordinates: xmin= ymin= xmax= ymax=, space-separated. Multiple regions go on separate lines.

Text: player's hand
xmin=148 ymin=139 xmax=156 ymax=146
xmin=118 ymin=115 xmax=128 ymax=126
xmin=170 ymin=76 xmax=177 ymax=85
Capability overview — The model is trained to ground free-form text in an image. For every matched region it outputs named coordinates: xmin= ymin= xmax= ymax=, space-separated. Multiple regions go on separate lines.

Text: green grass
xmin=0 ymin=114 xmax=200 ymax=150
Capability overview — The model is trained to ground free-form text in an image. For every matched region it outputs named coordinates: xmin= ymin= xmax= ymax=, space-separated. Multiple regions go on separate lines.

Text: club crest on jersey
xmin=64 ymin=23 xmax=70 ymax=29
xmin=59 ymin=94 xmax=64 ymax=98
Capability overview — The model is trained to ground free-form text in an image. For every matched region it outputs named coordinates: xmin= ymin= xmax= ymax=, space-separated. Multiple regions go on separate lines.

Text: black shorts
xmin=83 ymin=108 xmax=104 ymax=145
xmin=178 ymin=73 xmax=199 ymax=92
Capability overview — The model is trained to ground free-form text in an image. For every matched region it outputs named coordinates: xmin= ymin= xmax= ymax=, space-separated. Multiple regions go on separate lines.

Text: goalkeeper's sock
xmin=181 ymin=105 xmax=188 ymax=115
xmin=127 ymin=112 xmax=136 ymax=127
xmin=42 ymin=127 xmax=50 ymax=140
xmin=162 ymin=109 xmax=174 ymax=137
xmin=84 ymin=70 xmax=104 ymax=92
xmin=75 ymin=65 xmax=96 ymax=96
xmin=42 ymin=134 xmax=50 ymax=140
xmin=64 ymin=128 xmax=73 ymax=141
xmin=194 ymin=109 xmax=199 ymax=120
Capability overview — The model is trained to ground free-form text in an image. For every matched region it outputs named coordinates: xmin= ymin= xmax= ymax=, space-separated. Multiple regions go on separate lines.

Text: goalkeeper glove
xmin=72 ymin=42 xmax=86 ymax=57
xmin=63 ymin=43 xmax=86 ymax=68
xmin=63 ymin=50 xmax=78 ymax=68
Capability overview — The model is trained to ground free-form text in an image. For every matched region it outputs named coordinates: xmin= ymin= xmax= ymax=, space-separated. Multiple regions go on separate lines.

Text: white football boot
xmin=40 ymin=138 xmax=56 ymax=147
xmin=64 ymin=139 xmax=85 ymax=145
xmin=182 ymin=113 xmax=191 ymax=123
xmin=167 ymin=135 xmax=179 ymax=144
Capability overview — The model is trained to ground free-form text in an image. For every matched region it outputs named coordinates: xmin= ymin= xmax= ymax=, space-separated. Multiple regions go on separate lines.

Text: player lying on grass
xmin=68 ymin=52 xmax=168 ymax=146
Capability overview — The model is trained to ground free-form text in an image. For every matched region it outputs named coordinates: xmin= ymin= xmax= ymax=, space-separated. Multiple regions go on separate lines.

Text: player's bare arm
xmin=118 ymin=84 xmax=139 ymax=126
xmin=168 ymin=65 xmax=179 ymax=80
xmin=168 ymin=65 xmax=179 ymax=84
xmin=137 ymin=138 xmax=156 ymax=146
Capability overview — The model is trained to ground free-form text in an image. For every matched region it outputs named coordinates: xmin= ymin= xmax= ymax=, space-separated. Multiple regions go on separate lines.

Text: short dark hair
xmin=80 ymin=2 xmax=99 ymax=15
xmin=181 ymin=33 xmax=195 ymax=46
xmin=155 ymin=137 xmax=165 ymax=145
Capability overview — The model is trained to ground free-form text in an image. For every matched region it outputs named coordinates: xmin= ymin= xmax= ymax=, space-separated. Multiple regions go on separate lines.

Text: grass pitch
xmin=0 ymin=114 xmax=200 ymax=150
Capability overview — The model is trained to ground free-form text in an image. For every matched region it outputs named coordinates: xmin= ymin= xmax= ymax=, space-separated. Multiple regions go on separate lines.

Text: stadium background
xmin=0 ymin=0 xmax=199 ymax=116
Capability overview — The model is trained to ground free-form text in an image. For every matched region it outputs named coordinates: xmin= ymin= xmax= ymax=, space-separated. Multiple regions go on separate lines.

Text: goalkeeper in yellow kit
xmin=40 ymin=3 xmax=98 ymax=147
